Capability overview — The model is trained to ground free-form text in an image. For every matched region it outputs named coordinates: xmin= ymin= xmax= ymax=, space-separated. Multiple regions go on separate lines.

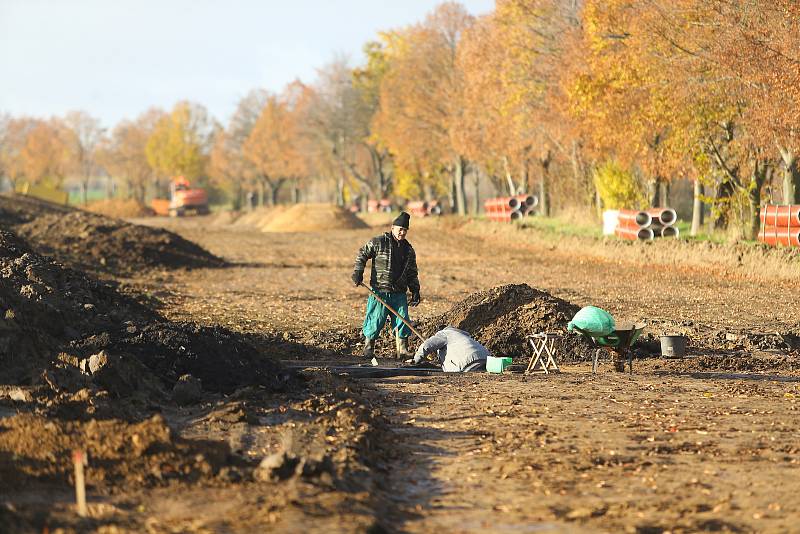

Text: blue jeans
xmin=362 ymin=290 xmax=411 ymax=340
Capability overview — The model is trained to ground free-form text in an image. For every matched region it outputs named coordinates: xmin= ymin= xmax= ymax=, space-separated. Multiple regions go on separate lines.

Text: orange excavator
xmin=151 ymin=176 xmax=209 ymax=217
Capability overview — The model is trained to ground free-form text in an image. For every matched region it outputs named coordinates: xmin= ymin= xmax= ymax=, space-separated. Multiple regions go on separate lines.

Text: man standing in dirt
xmin=352 ymin=212 xmax=420 ymax=358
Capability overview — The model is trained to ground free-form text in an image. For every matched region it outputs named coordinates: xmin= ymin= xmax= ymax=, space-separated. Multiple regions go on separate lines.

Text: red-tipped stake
xmin=73 ymin=450 xmax=87 ymax=517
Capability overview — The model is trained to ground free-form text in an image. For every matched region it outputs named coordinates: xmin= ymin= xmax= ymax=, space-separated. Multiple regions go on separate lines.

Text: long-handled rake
xmin=358 ymin=283 xmax=425 ymax=342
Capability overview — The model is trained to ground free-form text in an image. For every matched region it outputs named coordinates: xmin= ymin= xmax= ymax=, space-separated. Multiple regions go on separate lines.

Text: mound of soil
xmin=421 ymin=284 xmax=596 ymax=361
xmin=70 ymin=322 xmax=289 ymax=394
xmin=0 ymin=193 xmax=225 ymax=276
xmin=255 ymin=206 xmax=291 ymax=230
xmin=0 ymin=413 xmax=231 ymax=490
xmin=0 ymin=229 xmax=288 ymax=397
xmin=85 ymin=198 xmax=155 ymax=218
xmin=262 ymin=204 xmax=368 ymax=232
xmin=228 ymin=206 xmax=288 ymax=229
xmin=16 ymin=210 xmax=226 ymax=276
xmin=0 ymin=229 xmax=158 ymax=383
xmin=0 ymin=192 xmax=70 ymax=225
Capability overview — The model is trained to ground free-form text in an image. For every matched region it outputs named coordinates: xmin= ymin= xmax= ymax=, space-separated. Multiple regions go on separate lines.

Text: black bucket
xmin=660 ymin=335 xmax=687 ymax=358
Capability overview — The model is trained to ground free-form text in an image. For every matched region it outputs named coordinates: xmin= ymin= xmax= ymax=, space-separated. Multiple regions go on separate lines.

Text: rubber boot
xmin=363 ymin=337 xmax=376 ymax=358
xmin=395 ymin=335 xmax=413 ymax=359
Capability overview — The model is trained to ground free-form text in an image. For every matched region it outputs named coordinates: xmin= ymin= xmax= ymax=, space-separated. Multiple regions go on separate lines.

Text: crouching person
xmin=412 ymin=326 xmax=489 ymax=372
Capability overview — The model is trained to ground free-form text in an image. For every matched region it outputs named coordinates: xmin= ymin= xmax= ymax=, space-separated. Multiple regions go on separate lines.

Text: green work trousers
xmin=362 ymin=290 xmax=411 ymax=340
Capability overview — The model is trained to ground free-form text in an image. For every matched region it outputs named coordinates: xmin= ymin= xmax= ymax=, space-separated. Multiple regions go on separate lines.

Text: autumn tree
xmin=63 ymin=110 xmax=105 ymax=204
xmin=21 ymin=118 xmax=71 ymax=188
xmin=145 ymin=101 xmax=214 ymax=190
xmin=374 ymin=2 xmax=474 ymax=214
xmin=99 ymin=108 xmax=163 ymax=202
xmin=0 ymin=116 xmax=37 ymax=189
xmin=208 ymin=90 xmax=269 ymax=208
xmin=303 ymin=57 xmax=386 ymax=207
xmin=630 ymin=0 xmax=796 ymax=237
xmin=242 ymin=86 xmax=312 ymax=206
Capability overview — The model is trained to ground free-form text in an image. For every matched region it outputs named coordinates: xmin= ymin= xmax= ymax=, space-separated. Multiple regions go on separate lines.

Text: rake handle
xmin=359 ymin=283 xmax=425 ymax=342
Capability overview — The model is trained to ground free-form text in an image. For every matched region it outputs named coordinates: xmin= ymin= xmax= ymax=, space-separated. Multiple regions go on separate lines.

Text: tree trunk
xmin=257 ymin=179 xmax=265 ymax=207
xmin=712 ymin=179 xmax=735 ymax=230
xmin=268 ymin=178 xmax=284 ymax=206
xmin=231 ymin=183 xmax=242 ymax=211
xmin=448 ymin=171 xmax=457 ymax=214
xmin=454 ymin=156 xmax=467 ymax=216
xmin=690 ymin=179 xmax=704 ymax=237
xmin=779 ymin=149 xmax=799 ymax=204
xmin=81 ymin=180 xmax=89 ymax=205
xmin=292 ymin=179 xmax=300 ymax=204
xmin=538 ymin=151 xmax=552 ymax=217
xmin=422 ymin=183 xmax=434 ymax=203
xmin=502 ymin=156 xmax=516 ymax=196
xmin=595 ymin=187 xmax=602 ymax=219
xmin=471 ymin=166 xmax=480 ymax=216
xmin=658 ymin=180 xmax=670 ymax=207
xmin=747 ymin=160 xmax=770 ymax=240
xmin=570 ymin=140 xmax=592 ymax=204
xmin=335 ymin=177 xmax=344 ymax=207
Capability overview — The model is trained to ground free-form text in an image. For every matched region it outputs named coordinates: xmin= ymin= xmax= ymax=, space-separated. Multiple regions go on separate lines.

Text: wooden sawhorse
xmin=525 ymin=333 xmax=561 ymax=375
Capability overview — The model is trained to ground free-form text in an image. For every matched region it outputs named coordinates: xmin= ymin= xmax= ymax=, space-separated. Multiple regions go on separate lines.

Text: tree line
xmin=1 ymin=0 xmax=797 ymax=238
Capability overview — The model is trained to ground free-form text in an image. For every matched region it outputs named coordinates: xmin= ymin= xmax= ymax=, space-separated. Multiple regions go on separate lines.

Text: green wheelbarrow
xmin=572 ymin=322 xmax=646 ymax=374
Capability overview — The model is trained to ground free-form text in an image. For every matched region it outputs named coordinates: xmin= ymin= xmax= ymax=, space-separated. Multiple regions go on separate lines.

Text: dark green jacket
xmin=353 ymin=232 xmax=420 ymax=294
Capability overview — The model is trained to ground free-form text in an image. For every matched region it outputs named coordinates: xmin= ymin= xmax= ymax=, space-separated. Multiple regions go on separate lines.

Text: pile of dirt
xmin=0 ymin=229 xmax=288 ymax=397
xmin=0 ymin=413 xmax=231 ymax=490
xmin=69 ymin=322 xmax=290 ymax=395
xmin=16 ymin=210 xmax=226 ymax=276
xmin=0 ymin=229 xmax=158 ymax=383
xmin=421 ymin=284 xmax=596 ymax=361
xmin=262 ymin=204 xmax=368 ymax=232
xmin=0 ymin=194 xmax=225 ymax=276
xmin=0 ymin=192 xmax=69 ymax=225
xmin=85 ymin=198 xmax=155 ymax=218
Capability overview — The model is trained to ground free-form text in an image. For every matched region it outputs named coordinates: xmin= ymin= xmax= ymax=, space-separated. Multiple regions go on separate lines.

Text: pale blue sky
xmin=0 ymin=0 xmax=495 ymax=127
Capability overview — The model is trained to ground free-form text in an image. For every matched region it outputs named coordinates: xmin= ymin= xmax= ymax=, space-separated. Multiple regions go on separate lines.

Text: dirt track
xmin=3 ymin=211 xmax=800 ymax=533
xmin=124 ymin=214 xmax=800 ymax=533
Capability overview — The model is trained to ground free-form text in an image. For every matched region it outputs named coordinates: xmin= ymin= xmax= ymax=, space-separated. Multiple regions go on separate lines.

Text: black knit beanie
xmin=392 ymin=211 xmax=410 ymax=229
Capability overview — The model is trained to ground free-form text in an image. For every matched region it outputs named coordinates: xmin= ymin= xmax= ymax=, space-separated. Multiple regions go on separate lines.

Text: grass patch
xmin=517 ymin=214 xmax=604 ymax=239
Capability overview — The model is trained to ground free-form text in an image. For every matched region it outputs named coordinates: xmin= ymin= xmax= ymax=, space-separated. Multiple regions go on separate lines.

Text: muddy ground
xmin=3 ymin=208 xmax=800 ymax=533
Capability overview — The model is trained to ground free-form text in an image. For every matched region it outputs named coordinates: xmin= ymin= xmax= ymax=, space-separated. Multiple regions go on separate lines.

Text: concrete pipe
xmin=510 ymin=210 xmax=523 ymax=220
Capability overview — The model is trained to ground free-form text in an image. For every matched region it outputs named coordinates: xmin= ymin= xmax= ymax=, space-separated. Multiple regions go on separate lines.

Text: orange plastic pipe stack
xmin=483 ymin=195 xmax=539 ymax=222
xmin=616 ymin=208 xmax=679 ymax=241
xmin=758 ymin=205 xmax=800 ymax=247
